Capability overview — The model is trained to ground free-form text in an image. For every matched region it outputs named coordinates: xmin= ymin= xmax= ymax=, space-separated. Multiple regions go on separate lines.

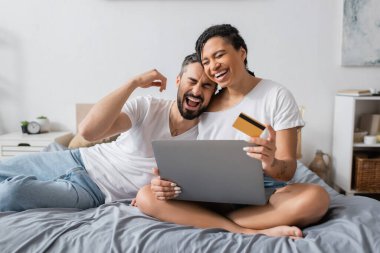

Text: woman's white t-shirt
xmin=198 ymin=79 xmax=304 ymax=141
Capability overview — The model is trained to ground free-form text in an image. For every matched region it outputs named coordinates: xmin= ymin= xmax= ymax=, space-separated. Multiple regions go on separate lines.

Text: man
xmin=0 ymin=53 xmax=216 ymax=211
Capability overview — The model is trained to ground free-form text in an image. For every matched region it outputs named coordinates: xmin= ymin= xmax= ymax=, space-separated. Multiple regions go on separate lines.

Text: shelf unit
xmin=332 ymin=95 xmax=380 ymax=195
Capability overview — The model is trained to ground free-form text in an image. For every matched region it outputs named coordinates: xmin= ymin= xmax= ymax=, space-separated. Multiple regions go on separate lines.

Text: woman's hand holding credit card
xmin=233 ymin=113 xmax=276 ymax=173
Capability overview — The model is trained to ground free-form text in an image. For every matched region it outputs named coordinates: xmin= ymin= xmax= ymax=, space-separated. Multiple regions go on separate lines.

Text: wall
xmin=0 ymin=0 xmax=379 ymax=164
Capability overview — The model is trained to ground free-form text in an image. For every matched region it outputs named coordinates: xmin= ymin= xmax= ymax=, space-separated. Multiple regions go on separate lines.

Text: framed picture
xmin=342 ymin=0 xmax=380 ymax=66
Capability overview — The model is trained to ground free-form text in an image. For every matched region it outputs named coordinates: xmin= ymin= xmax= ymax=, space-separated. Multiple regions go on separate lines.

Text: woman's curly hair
xmin=195 ymin=24 xmax=255 ymax=77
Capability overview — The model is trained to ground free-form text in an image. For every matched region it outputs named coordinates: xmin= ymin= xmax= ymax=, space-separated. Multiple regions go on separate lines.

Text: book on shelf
xmin=336 ymin=89 xmax=372 ymax=96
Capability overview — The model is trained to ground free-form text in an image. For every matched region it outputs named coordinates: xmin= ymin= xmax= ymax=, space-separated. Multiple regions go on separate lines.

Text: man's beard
xmin=177 ymin=93 xmax=206 ymax=120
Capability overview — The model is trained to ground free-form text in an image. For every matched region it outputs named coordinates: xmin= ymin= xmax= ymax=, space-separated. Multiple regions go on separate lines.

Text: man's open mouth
xmin=185 ymin=95 xmax=202 ymax=110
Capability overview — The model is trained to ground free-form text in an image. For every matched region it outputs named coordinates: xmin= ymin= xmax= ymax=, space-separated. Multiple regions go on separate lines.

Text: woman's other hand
xmin=150 ymin=168 xmax=182 ymax=200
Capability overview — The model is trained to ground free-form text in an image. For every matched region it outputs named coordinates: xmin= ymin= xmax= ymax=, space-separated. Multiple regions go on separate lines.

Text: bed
xmin=1 ymin=105 xmax=379 ymax=252
xmin=1 ymin=152 xmax=379 ymax=253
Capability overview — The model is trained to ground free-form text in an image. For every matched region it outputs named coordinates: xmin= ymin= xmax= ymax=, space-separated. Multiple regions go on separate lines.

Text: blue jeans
xmin=264 ymin=175 xmax=287 ymax=189
xmin=0 ymin=149 xmax=105 ymax=212
xmin=263 ymin=175 xmax=288 ymax=201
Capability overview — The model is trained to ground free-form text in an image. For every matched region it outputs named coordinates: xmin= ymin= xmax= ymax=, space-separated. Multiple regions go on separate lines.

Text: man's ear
xmin=175 ymin=75 xmax=181 ymax=87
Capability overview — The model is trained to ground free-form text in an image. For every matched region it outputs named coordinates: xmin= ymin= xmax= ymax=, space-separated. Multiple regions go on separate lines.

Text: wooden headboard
xmin=75 ymin=104 xmax=94 ymax=131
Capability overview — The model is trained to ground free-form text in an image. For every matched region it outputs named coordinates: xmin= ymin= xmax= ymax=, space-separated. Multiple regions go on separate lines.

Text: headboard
xmin=76 ymin=104 xmax=94 ymax=131
xmin=68 ymin=103 xmax=110 ymax=149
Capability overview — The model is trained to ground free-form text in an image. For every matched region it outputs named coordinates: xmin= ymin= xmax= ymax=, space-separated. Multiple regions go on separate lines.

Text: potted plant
xmin=36 ymin=116 xmax=50 ymax=133
xmin=20 ymin=121 xmax=29 ymax=134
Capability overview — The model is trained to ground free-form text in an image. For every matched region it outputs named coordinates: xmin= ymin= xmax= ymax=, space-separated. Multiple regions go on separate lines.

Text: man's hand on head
xmin=130 ymin=69 xmax=167 ymax=92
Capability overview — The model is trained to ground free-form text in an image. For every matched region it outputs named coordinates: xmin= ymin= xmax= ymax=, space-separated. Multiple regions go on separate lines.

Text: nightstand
xmin=0 ymin=131 xmax=73 ymax=159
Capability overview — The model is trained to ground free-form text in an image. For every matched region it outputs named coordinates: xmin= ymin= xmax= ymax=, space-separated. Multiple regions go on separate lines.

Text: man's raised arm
xmin=79 ymin=69 xmax=167 ymax=141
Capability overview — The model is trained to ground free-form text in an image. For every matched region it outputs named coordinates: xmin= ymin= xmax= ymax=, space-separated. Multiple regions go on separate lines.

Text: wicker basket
xmin=354 ymin=156 xmax=380 ymax=192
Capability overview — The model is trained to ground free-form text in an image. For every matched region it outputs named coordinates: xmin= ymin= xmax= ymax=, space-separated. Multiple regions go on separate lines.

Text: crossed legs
xmin=136 ymin=183 xmax=329 ymax=237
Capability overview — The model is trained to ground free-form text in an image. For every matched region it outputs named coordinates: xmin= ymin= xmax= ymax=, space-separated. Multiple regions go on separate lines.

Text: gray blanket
xmin=1 ymin=160 xmax=379 ymax=253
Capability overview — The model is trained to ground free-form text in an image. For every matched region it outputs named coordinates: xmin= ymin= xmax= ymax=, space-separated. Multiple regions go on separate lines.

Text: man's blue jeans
xmin=0 ymin=149 xmax=105 ymax=212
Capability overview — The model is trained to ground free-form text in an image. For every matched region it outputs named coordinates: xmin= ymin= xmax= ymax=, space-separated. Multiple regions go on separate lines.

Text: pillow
xmin=68 ymin=134 xmax=119 ymax=149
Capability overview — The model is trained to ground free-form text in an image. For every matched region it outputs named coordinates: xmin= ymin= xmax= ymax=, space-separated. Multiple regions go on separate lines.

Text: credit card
xmin=232 ymin=113 xmax=266 ymax=138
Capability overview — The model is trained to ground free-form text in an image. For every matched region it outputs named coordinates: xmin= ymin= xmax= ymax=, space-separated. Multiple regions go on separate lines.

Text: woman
xmin=136 ymin=24 xmax=330 ymax=238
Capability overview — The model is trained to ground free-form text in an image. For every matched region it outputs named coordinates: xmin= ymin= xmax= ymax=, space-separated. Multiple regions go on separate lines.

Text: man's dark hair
xmin=179 ymin=53 xmax=200 ymax=77
xmin=195 ymin=24 xmax=255 ymax=77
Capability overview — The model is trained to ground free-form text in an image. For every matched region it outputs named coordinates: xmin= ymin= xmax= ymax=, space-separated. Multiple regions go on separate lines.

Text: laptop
xmin=152 ymin=140 xmax=273 ymax=205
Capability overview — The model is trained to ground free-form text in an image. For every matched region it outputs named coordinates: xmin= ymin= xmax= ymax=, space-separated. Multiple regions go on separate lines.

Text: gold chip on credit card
xmin=232 ymin=113 xmax=266 ymax=138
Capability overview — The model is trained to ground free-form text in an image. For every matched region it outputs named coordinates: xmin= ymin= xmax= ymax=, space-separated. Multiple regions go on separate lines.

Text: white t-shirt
xmin=80 ymin=96 xmax=198 ymax=203
xmin=198 ymin=79 xmax=304 ymax=141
